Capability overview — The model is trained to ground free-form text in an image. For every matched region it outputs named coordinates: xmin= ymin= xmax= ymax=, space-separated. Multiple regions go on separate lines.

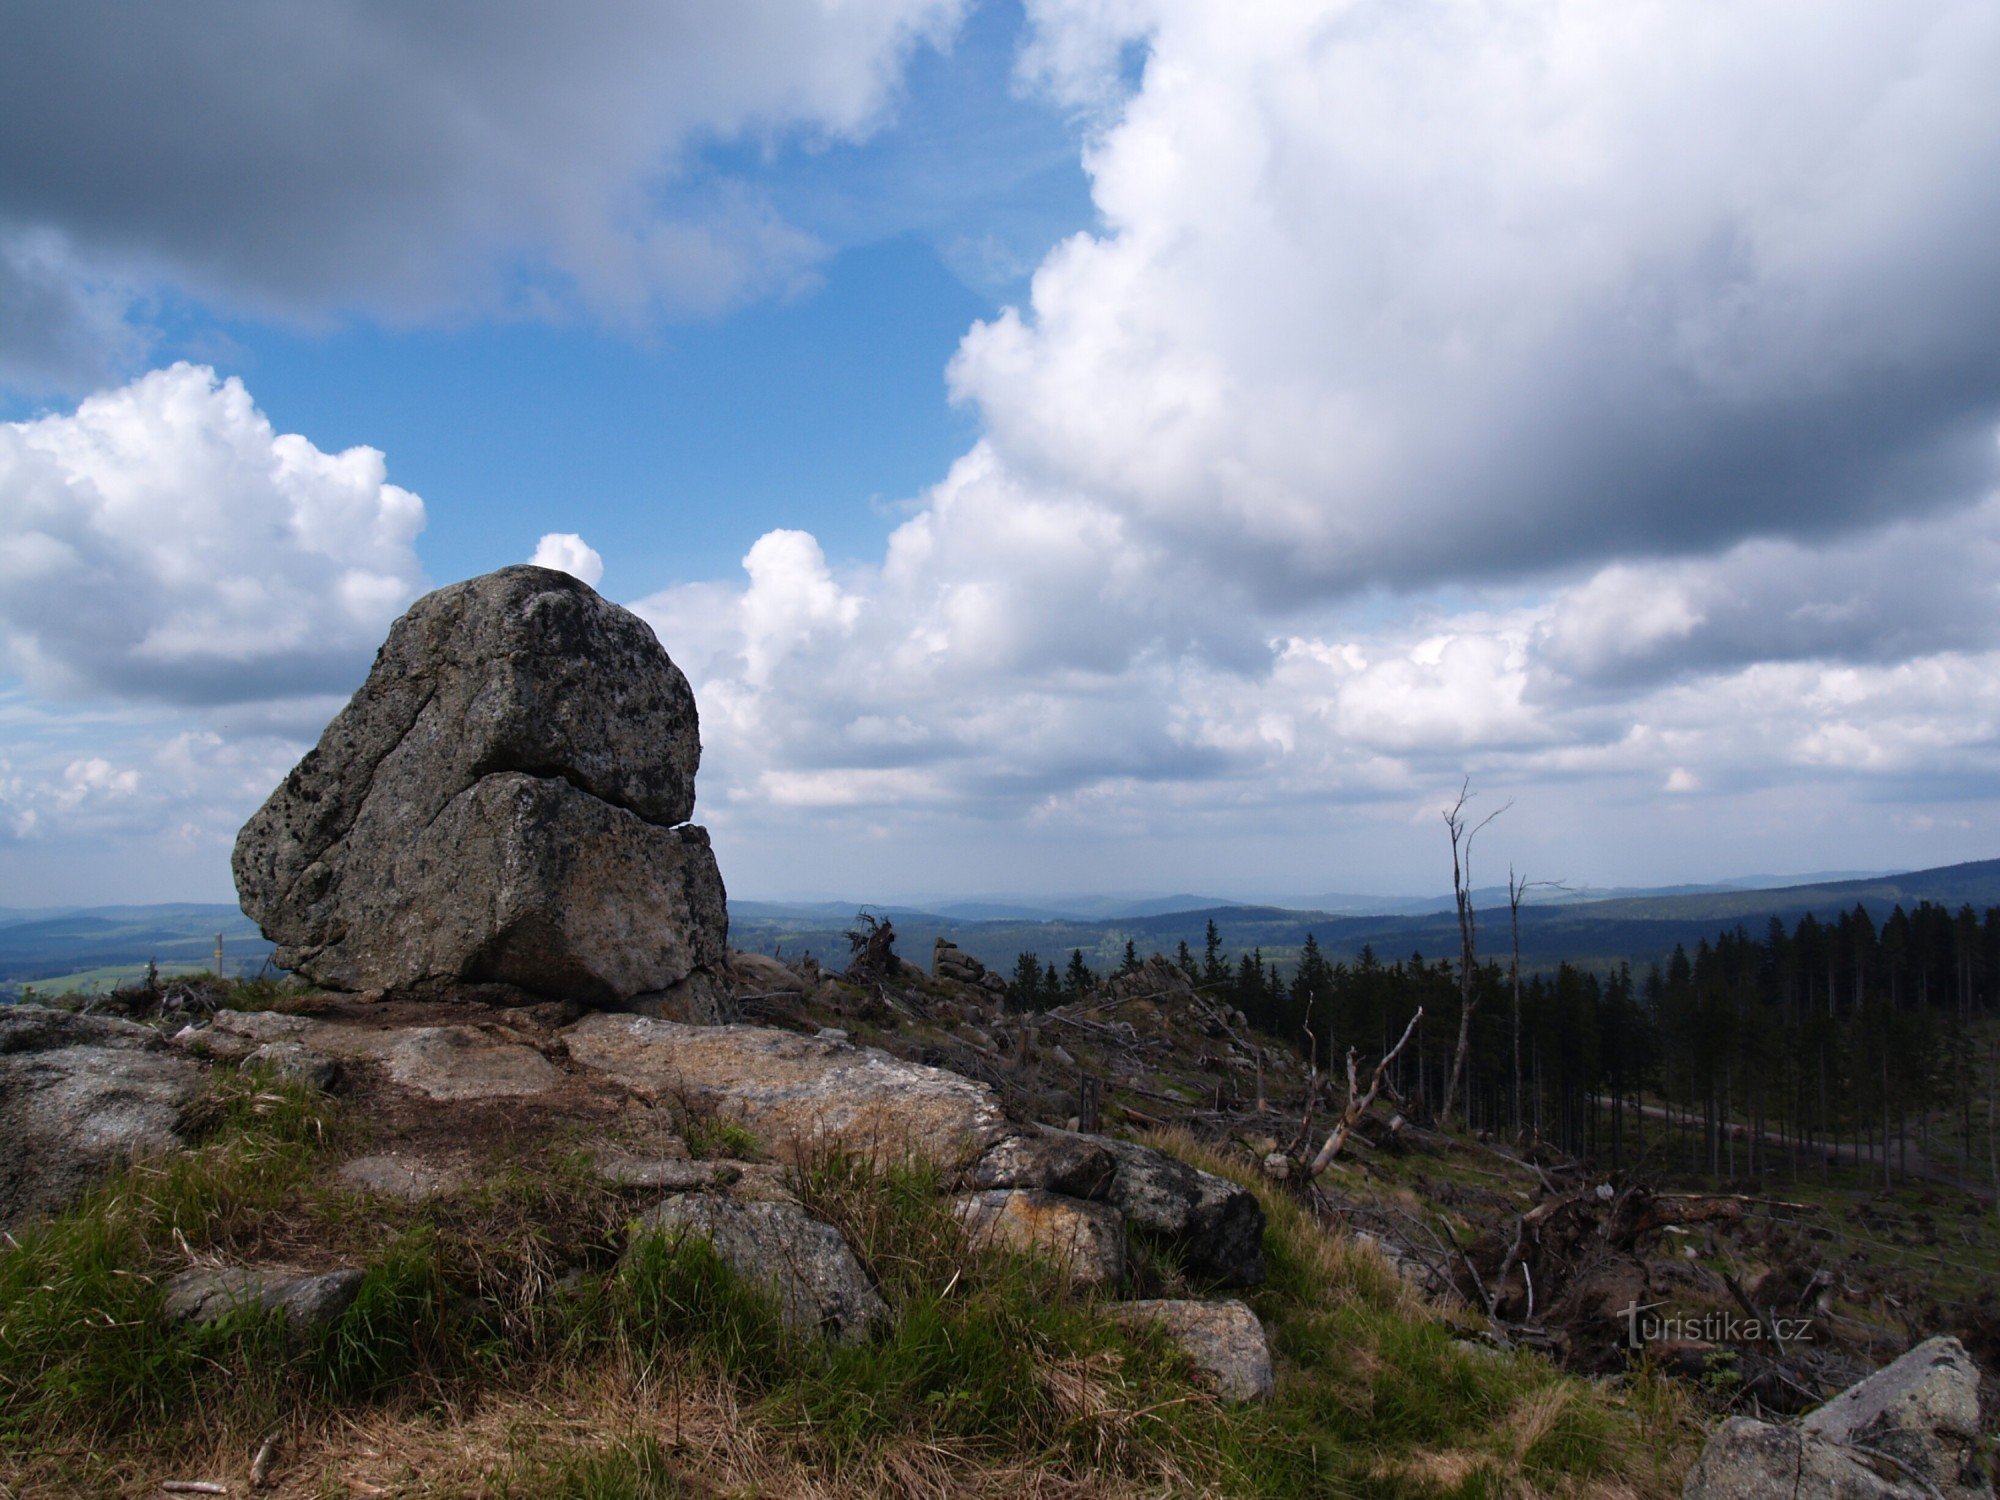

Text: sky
xmin=4 ymin=0 xmax=2000 ymax=909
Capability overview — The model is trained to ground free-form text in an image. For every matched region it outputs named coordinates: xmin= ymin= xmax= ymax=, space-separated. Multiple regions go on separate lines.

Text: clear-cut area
xmin=232 ymin=565 xmax=726 ymax=1003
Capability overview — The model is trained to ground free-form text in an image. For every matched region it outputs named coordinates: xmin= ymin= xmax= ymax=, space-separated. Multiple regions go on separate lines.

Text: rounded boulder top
xmin=232 ymin=565 xmax=726 ymax=1000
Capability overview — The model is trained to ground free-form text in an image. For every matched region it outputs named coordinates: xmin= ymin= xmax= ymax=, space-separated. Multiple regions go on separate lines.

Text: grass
xmin=0 ymin=1067 xmax=1700 ymax=1497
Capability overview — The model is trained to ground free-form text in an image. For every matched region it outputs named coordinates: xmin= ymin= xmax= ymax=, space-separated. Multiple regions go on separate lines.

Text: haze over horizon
xmin=6 ymin=2 xmax=2000 ymax=908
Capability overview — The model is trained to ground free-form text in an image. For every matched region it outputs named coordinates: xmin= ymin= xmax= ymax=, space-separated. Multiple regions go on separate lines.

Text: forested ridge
xmin=1005 ymin=899 xmax=2000 ymax=1193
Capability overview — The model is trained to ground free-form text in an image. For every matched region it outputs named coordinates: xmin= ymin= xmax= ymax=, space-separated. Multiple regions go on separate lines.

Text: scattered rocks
xmin=1110 ymin=1299 xmax=1275 ymax=1402
xmin=232 ymin=565 xmax=728 ymax=1003
xmin=164 ymin=1266 xmax=365 ymax=1331
xmin=564 ymin=1013 xmax=1013 ymax=1167
xmin=0 ymin=1005 xmax=207 ymax=1230
xmin=954 ymin=1188 xmax=1126 ymax=1288
xmin=1682 ymin=1336 xmax=1993 ymax=1500
xmin=1098 ymin=1137 xmax=1266 ymax=1287
xmin=638 ymin=1195 xmax=886 ymax=1343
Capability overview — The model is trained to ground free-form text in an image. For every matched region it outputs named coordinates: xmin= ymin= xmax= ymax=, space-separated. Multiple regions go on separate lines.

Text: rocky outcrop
xmin=0 ymin=1005 xmax=207 ymax=1231
xmin=1110 ymin=1299 xmax=1274 ymax=1402
xmin=1683 ymin=1337 xmax=1992 ymax=1500
xmin=933 ymin=938 xmax=987 ymax=985
xmin=233 ymin=565 xmax=727 ymax=1003
xmin=639 ymin=1195 xmax=887 ymax=1344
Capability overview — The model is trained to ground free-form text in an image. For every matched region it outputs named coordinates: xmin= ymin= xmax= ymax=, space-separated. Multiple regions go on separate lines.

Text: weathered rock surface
xmin=563 ymin=1013 xmax=1013 ymax=1165
xmin=639 ymin=1195 xmax=886 ymax=1343
xmin=730 ymin=952 xmax=807 ymax=996
xmin=1683 ymin=1337 xmax=1993 ymax=1500
xmin=377 ymin=1025 xmax=562 ymax=1101
xmin=164 ymin=1266 xmax=365 ymax=1330
xmin=1110 ymin=1299 xmax=1275 ymax=1402
xmin=1098 ymin=1137 xmax=1266 ymax=1286
xmin=233 ymin=565 xmax=727 ymax=1002
xmin=965 ymin=1129 xmax=1117 ymax=1200
xmin=244 ymin=1040 xmax=340 ymax=1092
xmin=338 ymin=1154 xmax=460 ymax=1202
xmin=953 ymin=1188 xmax=1126 ymax=1288
xmin=0 ymin=1005 xmax=207 ymax=1230
xmin=1798 ymin=1338 xmax=1991 ymax=1500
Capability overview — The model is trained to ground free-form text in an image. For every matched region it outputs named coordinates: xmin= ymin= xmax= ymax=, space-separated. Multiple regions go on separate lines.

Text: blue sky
xmin=5 ymin=0 xmax=2000 ymax=908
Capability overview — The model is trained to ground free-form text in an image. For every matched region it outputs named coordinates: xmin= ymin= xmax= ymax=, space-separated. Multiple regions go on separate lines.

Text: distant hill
xmin=6 ymin=859 xmax=1994 ymax=997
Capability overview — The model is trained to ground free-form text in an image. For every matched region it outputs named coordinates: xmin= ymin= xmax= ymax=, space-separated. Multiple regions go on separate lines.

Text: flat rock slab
xmin=164 ymin=1266 xmax=365 ymax=1330
xmin=565 ymin=1014 xmax=1011 ymax=1165
xmin=339 ymin=1154 xmax=458 ymax=1202
xmin=1111 ymin=1299 xmax=1275 ymax=1402
xmin=954 ymin=1188 xmax=1125 ymax=1288
xmin=377 ymin=1026 xmax=561 ymax=1100
xmin=0 ymin=1006 xmax=208 ymax=1231
xmin=637 ymin=1195 xmax=886 ymax=1343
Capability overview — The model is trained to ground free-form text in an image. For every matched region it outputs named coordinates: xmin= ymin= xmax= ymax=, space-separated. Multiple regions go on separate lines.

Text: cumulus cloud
xmin=0 ymin=363 xmax=426 ymax=706
xmin=0 ymin=0 xmax=966 ymax=386
xmin=962 ymin=0 xmax=2000 ymax=599
xmin=529 ymin=533 xmax=606 ymax=588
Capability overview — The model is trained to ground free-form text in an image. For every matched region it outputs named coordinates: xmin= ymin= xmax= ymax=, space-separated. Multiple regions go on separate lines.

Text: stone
xmin=1682 ymin=1417 xmax=1920 ymax=1500
xmin=164 ymin=1266 xmax=365 ymax=1331
xmin=377 ymin=1025 xmax=561 ymax=1101
xmin=339 ymin=1154 xmax=456 ymax=1202
xmin=233 ymin=565 xmax=727 ymax=1002
xmin=730 ymin=952 xmax=806 ymax=995
xmin=598 ymin=1157 xmax=740 ymax=1192
xmin=965 ymin=1130 xmax=1117 ymax=1200
xmin=564 ymin=1013 xmax=1012 ymax=1167
xmin=0 ymin=1005 xmax=208 ymax=1230
xmin=1096 ymin=1137 xmax=1266 ymax=1286
xmin=1799 ymin=1338 xmax=1991 ymax=1500
xmin=953 ymin=1188 xmax=1125 ymax=1288
xmin=1681 ymin=1337 xmax=1994 ymax=1500
xmin=189 ymin=1009 xmax=317 ymax=1062
xmin=638 ymin=1195 xmax=886 ymax=1343
xmin=243 ymin=1040 xmax=339 ymax=1092
xmin=1110 ymin=1299 xmax=1275 ymax=1402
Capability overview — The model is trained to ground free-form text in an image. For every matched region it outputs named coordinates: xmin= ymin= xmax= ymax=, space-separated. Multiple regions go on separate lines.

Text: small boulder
xmin=1097 ymin=1137 xmax=1266 ymax=1286
xmin=243 ymin=1040 xmax=340 ymax=1092
xmin=164 ymin=1266 xmax=365 ymax=1331
xmin=965 ymin=1130 xmax=1117 ymax=1200
xmin=1110 ymin=1299 xmax=1275 ymax=1402
xmin=953 ymin=1189 xmax=1126 ymax=1288
xmin=637 ymin=1195 xmax=886 ymax=1343
xmin=1683 ymin=1417 xmax=1919 ymax=1500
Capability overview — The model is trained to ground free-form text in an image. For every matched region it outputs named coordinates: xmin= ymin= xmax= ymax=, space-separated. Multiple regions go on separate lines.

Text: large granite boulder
xmin=233 ymin=565 xmax=727 ymax=1002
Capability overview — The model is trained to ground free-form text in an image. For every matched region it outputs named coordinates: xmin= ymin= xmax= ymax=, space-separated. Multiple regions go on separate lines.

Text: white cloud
xmin=529 ymin=533 xmax=606 ymax=588
xmin=964 ymin=0 xmax=2000 ymax=599
xmin=0 ymin=363 xmax=426 ymax=705
xmin=0 ymin=0 xmax=969 ymax=387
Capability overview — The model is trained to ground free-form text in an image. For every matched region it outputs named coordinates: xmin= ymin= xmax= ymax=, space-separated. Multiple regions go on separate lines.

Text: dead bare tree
xmin=1307 ymin=1007 xmax=1423 ymax=1175
xmin=1507 ymin=868 xmax=1567 ymax=1141
xmin=1440 ymin=780 xmax=1509 ymax=1130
